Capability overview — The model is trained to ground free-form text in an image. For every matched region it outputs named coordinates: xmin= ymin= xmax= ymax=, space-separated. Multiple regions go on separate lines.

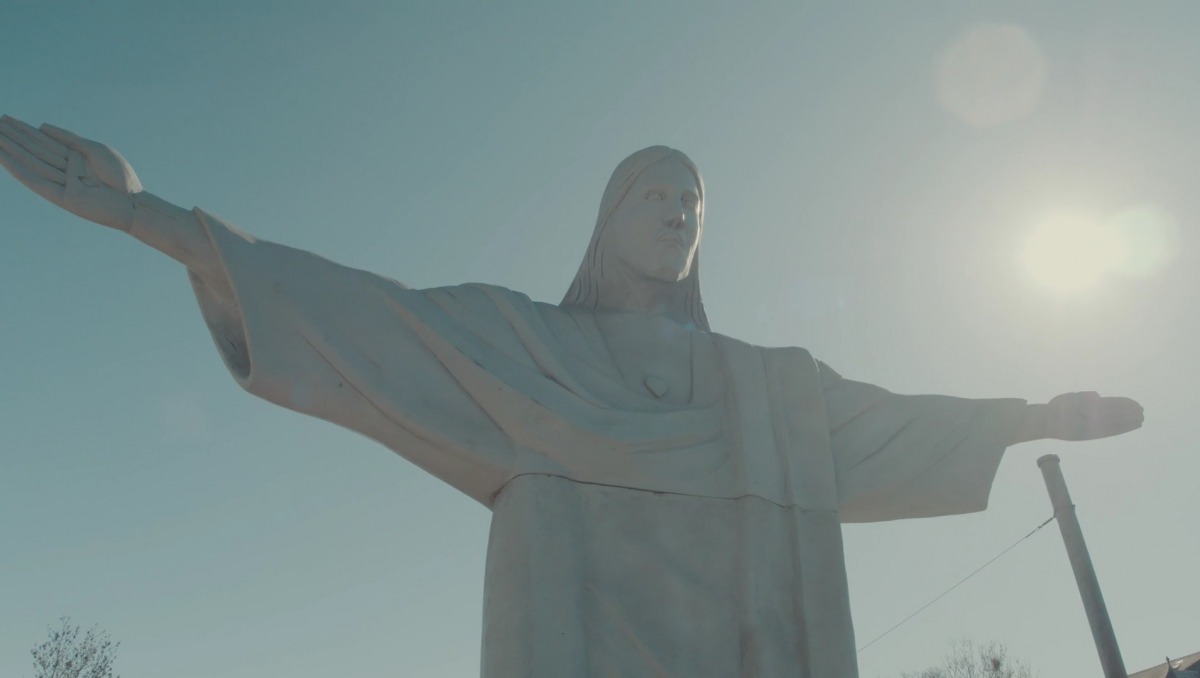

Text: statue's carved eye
xmin=644 ymin=190 xmax=665 ymax=201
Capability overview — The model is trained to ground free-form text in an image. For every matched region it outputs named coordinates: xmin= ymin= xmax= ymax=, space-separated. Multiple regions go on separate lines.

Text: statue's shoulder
xmin=707 ymin=331 xmax=817 ymax=365
xmin=418 ymin=282 xmax=533 ymax=310
xmin=420 ymin=283 xmax=573 ymax=339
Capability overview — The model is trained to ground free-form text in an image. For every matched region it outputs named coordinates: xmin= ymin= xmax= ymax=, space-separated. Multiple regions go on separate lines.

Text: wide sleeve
xmin=186 ymin=209 xmax=524 ymax=505
xmin=819 ymin=361 xmax=1028 ymax=523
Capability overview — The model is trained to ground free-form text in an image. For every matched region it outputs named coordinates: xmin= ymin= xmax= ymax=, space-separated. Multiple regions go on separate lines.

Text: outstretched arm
xmin=0 ymin=115 xmax=222 ymax=283
xmin=1009 ymin=392 xmax=1143 ymax=445
xmin=819 ymin=362 xmax=1144 ymax=521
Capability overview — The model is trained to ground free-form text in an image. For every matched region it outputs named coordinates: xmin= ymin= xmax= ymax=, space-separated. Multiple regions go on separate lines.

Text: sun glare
xmin=1020 ymin=205 xmax=1178 ymax=294
xmin=1021 ymin=215 xmax=1122 ymax=293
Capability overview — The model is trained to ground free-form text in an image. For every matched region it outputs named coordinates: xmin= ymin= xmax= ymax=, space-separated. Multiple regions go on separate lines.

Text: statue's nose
xmin=664 ymin=206 xmax=687 ymax=229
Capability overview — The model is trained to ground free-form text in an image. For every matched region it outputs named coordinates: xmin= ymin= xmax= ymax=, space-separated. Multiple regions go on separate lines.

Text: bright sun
xmin=1021 ymin=215 xmax=1123 ymax=293
xmin=1020 ymin=206 xmax=1179 ymax=294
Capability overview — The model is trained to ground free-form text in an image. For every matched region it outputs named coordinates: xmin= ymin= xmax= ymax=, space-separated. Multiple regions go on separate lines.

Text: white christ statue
xmin=0 ymin=116 xmax=1143 ymax=677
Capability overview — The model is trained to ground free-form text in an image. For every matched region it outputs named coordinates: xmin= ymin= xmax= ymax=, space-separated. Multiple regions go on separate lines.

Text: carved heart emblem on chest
xmin=643 ymin=375 xmax=670 ymax=399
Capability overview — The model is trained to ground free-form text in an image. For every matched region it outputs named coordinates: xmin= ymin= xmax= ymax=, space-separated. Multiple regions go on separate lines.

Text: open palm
xmin=1047 ymin=391 xmax=1144 ymax=441
xmin=0 ymin=115 xmax=142 ymax=231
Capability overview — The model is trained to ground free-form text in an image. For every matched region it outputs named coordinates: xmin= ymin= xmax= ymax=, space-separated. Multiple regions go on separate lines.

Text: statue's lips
xmin=657 ymin=235 xmax=688 ymax=248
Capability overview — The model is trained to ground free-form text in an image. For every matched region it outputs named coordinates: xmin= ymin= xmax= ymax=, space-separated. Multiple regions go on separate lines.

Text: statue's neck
xmin=593 ymin=268 xmax=689 ymax=324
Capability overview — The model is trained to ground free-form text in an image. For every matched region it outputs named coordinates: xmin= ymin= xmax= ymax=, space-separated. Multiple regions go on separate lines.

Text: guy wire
xmin=856 ymin=514 xmax=1057 ymax=655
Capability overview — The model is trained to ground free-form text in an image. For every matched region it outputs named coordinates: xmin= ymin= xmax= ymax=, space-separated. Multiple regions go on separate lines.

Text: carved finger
xmin=0 ymin=120 xmax=65 ymax=168
xmin=1091 ymin=408 xmax=1144 ymax=437
xmin=5 ymin=116 xmax=70 ymax=156
xmin=40 ymin=123 xmax=102 ymax=155
xmin=0 ymin=128 xmax=65 ymax=185
xmin=1107 ymin=396 xmax=1141 ymax=410
xmin=1098 ymin=400 xmax=1142 ymax=422
xmin=0 ymin=118 xmax=67 ymax=171
xmin=0 ymin=146 xmax=65 ymax=203
xmin=1106 ymin=412 xmax=1144 ymax=429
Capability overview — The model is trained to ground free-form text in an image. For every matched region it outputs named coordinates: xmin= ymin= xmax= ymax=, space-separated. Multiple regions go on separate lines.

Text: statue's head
xmin=561 ymin=146 xmax=709 ymax=330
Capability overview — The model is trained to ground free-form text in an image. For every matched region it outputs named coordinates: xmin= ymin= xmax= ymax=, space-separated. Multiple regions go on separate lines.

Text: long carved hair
xmin=560 ymin=146 xmax=710 ymax=331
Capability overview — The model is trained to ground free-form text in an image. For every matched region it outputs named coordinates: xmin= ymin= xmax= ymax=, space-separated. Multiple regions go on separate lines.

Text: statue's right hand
xmin=0 ymin=115 xmax=144 ymax=231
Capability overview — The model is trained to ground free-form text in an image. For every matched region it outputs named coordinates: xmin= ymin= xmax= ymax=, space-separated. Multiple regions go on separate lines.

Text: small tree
xmin=30 ymin=617 xmax=120 ymax=678
xmin=901 ymin=638 xmax=1035 ymax=678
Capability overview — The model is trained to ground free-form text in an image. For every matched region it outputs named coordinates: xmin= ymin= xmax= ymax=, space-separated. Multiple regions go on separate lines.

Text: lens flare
xmin=938 ymin=23 xmax=1048 ymax=127
xmin=1104 ymin=204 xmax=1179 ymax=278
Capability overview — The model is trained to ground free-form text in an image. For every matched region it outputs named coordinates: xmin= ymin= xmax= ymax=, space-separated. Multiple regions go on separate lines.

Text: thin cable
xmin=856 ymin=514 xmax=1057 ymax=655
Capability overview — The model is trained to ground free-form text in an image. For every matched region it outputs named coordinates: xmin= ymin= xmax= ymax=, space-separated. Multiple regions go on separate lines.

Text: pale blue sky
xmin=1 ymin=2 xmax=1197 ymax=676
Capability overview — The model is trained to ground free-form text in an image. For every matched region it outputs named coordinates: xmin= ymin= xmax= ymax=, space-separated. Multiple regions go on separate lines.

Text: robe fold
xmin=187 ymin=209 xmax=1026 ymax=677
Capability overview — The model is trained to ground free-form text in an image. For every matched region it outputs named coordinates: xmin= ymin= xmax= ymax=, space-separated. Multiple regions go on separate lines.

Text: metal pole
xmin=1037 ymin=454 xmax=1127 ymax=678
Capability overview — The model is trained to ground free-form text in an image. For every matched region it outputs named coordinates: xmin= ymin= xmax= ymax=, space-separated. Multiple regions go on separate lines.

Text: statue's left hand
xmin=0 ymin=115 xmax=143 ymax=231
xmin=1043 ymin=391 xmax=1144 ymax=441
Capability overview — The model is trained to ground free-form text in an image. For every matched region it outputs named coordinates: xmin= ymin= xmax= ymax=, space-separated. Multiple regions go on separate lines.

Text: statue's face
xmin=607 ymin=158 xmax=702 ymax=284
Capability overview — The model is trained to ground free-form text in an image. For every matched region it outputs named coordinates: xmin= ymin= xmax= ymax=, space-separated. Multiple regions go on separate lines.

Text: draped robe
xmin=188 ymin=210 xmax=1026 ymax=677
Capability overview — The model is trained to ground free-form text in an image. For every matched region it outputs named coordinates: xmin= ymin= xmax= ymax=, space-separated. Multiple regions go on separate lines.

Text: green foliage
xmin=900 ymin=638 xmax=1035 ymax=678
xmin=30 ymin=617 xmax=119 ymax=678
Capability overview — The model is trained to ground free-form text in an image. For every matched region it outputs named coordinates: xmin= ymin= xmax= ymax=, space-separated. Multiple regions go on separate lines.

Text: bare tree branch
xmin=30 ymin=617 xmax=120 ymax=678
xmin=900 ymin=638 xmax=1036 ymax=678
